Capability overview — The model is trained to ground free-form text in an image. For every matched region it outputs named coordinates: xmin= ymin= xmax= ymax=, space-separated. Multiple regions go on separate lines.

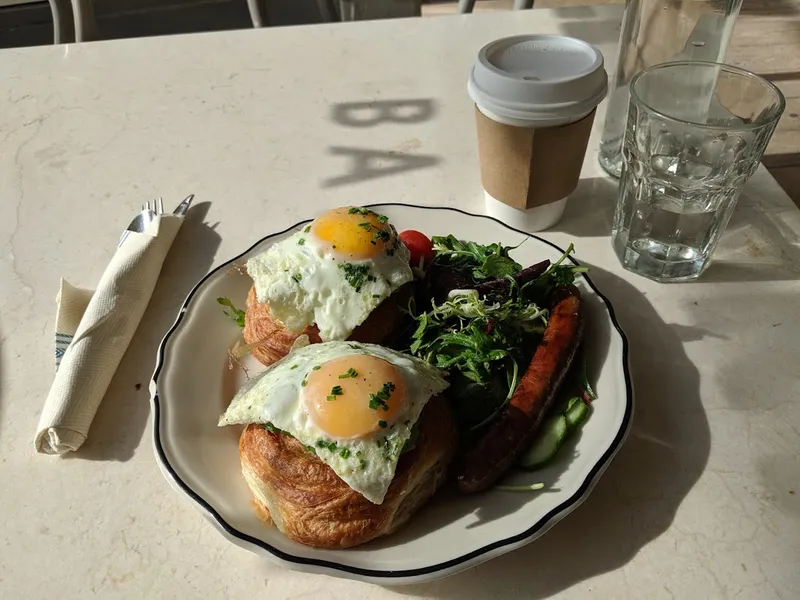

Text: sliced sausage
xmin=456 ymin=285 xmax=584 ymax=493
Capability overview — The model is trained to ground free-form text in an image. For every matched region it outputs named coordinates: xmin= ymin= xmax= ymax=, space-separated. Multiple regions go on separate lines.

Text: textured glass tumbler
xmin=611 ymin=62 xmax=785 ymax=282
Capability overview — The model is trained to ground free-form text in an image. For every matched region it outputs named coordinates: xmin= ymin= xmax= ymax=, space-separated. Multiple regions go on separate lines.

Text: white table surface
xmin=2 ymin=6 xmax=800 ymax=599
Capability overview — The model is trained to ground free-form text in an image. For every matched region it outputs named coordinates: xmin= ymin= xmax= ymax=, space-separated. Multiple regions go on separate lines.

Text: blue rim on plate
xmin=150 ymin=203 xmax=633 ymax=580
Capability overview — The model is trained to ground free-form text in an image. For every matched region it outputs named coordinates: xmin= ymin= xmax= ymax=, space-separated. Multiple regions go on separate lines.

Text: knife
xmin=173 ymin=194 xmax=194 ymax=216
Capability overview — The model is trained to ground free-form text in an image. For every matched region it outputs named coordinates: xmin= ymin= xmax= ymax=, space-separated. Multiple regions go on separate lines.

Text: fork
xmin=118 ymin=199 xmax=163 ymax=247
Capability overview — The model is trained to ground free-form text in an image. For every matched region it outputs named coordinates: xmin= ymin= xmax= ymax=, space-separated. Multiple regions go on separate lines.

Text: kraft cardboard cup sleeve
xmin=468 ymin=35 xmax=608 ymax=231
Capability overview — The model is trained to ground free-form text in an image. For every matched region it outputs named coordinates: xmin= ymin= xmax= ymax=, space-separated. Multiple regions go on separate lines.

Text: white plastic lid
xmin=468 ymin=35 xmax=608 ymax=124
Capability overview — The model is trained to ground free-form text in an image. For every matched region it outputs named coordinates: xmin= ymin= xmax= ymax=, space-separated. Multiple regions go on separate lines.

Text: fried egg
xmin=219 ymin=341 xmax=449 ymax=504
xmin=246 ymin=207 xmax=413 ymax=341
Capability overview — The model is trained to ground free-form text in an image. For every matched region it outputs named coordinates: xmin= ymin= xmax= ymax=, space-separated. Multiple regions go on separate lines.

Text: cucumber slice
xmin=518 ymin=414 xmax=567 ymax=470
xmin=565 ymin=399 xmax=590 ymax=432
xmin=552 ymin=395 xmax=580 ymax=418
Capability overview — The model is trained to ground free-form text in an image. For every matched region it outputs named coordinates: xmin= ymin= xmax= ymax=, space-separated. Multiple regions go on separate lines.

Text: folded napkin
xmin=35 ymin=215 xmax=184 ymax=455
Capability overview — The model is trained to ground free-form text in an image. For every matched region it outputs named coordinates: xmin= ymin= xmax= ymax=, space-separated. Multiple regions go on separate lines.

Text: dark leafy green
xmin=519 ymin=243 xmax=588 ymax=305
xmin=431 ymin=235 xmax=523 ymax=281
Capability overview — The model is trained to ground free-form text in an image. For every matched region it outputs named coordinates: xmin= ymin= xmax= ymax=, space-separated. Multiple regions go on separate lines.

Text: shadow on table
xmin=66 ymin=201 xmax=221 ymax=462
xmin=701 ymin=194 xmax=800 ymax=283
xmin=555 ymin=176 xmax=619 ymax=238
xmin=400 ymin=264 xmax=711 ymax=600
xmin=322 ymin=98 xmax=443 ymax=188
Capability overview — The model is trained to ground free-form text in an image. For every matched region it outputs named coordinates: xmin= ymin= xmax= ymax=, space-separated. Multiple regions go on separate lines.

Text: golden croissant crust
xmin=242 ymin=284 xmax=412 ymax=367
xmin=238 ymin=395 xmax=458 ymax=549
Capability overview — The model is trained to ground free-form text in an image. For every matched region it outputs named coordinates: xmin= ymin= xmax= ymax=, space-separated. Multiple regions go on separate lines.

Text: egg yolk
xmin=303 ymin=355 xmax=407 ymax=439
xmin=310 ymin=207 xmax=394 ymax=260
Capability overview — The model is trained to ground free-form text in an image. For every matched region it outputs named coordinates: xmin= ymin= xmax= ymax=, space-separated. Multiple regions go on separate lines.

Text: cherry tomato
xmin=399 ymin=230 xmax=434 ymax=268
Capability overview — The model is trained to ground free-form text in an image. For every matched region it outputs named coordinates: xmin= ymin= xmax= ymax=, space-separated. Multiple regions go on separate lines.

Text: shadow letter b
xmin=331 ymin=99 xmax=436 ymax=128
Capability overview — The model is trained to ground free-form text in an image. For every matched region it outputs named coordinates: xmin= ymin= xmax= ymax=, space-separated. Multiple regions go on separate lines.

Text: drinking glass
xmin=611 ymin=61 xmax=785 ymax=281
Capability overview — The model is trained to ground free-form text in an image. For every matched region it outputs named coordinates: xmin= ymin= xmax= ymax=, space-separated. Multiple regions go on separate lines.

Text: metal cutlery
xmin=118 ymin=201 xmax=158 ymax=248
xmin=118 ymin=195 xmax=193 ymax=248
xmin=172 ymin=194 xmax=194 ymax=217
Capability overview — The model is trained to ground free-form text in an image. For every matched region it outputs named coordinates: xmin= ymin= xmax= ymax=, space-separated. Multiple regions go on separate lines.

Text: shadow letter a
xmin=323 ymin=146 xmax=440 ymax=187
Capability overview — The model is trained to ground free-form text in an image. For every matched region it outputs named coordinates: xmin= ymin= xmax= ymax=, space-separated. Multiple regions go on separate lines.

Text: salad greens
xmin=431 ymin=235 xmax=522 ymax=281
xmin=217 ymin=297 xmax=246 ymax=328
xmin=406 ymin=241 xmax=587 ymax=435
xmin=522 ymin=243 xmax=589 ymax=300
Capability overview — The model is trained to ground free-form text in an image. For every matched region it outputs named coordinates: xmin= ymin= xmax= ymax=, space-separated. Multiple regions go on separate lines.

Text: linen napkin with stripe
xmin=35 ymin=215 xmax=183 ymax=455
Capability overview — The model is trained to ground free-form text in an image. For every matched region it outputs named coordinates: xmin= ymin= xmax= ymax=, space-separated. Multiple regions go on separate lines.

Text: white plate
xmin=151 ymin=204 xmax=633 ymax=585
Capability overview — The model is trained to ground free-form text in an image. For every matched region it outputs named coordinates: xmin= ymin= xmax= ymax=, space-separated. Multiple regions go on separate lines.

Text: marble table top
xmin=1 ymin=6 xmax=799 ymax=599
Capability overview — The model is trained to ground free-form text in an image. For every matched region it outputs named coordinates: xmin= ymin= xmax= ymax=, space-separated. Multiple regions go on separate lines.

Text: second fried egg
xmin=247 ymin=207 xmax=413 ymax=341
xmin=219 ymin=341 xmax=449 ymax=504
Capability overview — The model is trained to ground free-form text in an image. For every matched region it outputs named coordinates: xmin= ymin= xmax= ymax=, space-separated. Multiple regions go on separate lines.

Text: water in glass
xmin=612 ymin=138 xmax=742 ymax=280
xmin=611 ymin=62 xmax=784 ymax=281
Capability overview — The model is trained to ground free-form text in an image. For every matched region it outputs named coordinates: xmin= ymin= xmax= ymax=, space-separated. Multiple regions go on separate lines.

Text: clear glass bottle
xmin=598 ymin=0 xmax=743 ymax=178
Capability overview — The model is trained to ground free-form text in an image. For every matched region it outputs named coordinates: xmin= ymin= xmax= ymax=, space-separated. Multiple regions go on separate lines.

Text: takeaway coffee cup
xmin=468 ymin=35 xmax=608 ymax=231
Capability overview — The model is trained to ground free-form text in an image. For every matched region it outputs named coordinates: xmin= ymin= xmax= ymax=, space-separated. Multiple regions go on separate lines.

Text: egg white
xmin=219 ymin=341 xmax=449 ymax=504
xmin=246 ymin=227 xmax=413 ymax=341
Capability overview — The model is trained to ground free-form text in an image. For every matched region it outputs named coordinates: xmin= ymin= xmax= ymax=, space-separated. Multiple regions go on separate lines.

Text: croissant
xmin=238 ymin=395 xmax=457 ymax=548
xmin=242 ymin=283 xmax=412 ymax=366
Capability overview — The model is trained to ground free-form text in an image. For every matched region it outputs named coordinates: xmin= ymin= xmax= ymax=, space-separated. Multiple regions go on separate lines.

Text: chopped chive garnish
xmin=290 ymin=364 xmax=298 ymax=370
xmin=377 ymin=215 xmax=388 ymax=224
xmin=368 ymin=381 xmax=395 ymax=411
xmin=291 ymin=273 xmax=302 ymax=282
xmin=339 ymin=447 xmax=351 ymax=459
xmin=373 ymin=228 xmax=391 ymax=242
xmin=378 ymin=420 xmax=387 ymax=429
xmin=263 ymin=422 xmax=282 ymax=434
xmin=338 ymin=368 xmax=358 ymax=379
xmin=339 ymin=263 xmax=372 ymax=292
xmin=304 ymin=225 xmax=311 ymax=233
xmin=301 ymin=380 xmax=307 ymax=387
xmin=358 ymin=222 xmax=372 ymax=231
xmin=312 ymin=365 xmax=321 ymax=371
xmin=316 ymin=439 xmax=338 ymax=452
xmin=297 ymin=238 xmax=305 ymax=246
